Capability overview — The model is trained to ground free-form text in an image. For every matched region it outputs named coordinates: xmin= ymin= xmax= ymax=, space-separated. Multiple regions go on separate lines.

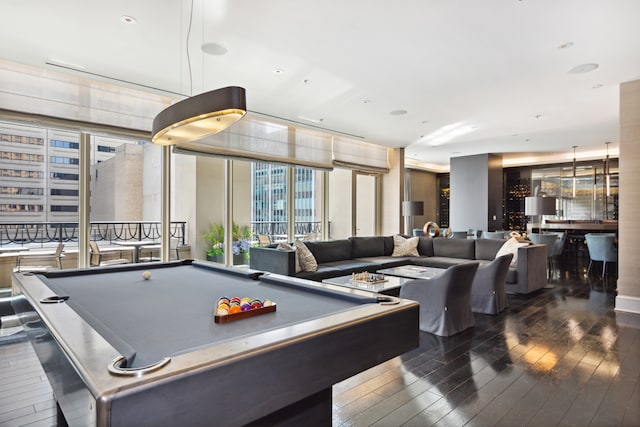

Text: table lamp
xmin=402 ymin=201 xmax=424 ymax=235
xmin=525 ymin=196 xmax=556 ymax=233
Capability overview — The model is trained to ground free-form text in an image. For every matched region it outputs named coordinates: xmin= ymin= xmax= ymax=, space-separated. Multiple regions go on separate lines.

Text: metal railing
xmin=251 ymin=221 xmax=327 ymax=239
xmin=0 ymin=221 xmax=187 ymax=247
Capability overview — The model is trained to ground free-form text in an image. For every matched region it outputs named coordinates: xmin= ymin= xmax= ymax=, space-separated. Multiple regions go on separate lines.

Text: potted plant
xmin=203 ymin=222 xmax=253 ymax=265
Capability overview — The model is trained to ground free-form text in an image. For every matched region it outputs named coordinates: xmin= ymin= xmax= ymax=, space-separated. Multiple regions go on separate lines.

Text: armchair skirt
xmin=400 ymin=262 xmax=479 ymax=336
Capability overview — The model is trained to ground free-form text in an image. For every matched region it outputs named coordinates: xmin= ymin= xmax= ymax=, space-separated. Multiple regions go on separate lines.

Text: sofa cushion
xmin=417 ymin=237 xmax=434 ymax=257
xmin=277 ymin=242 xmax=301 ymax=273
xmin=496 ymin=237 xmax=529 ymax=267
xmin=295 ymin=265 xmax=342 ymax=281
xmin=382 ymin=236 xmax=395 ymax=256
xmin=350 ymin=236 xmax=386 ymax=258
xmin=294 ymin=240 xmax=318 ymax=272
xmin=392 ymin=235 xmax=419 ymax=256
xmin=321 ymin=260 xmax=378 ymax=274
xmin=354 ymin=256 xmax=414 ymax=269
xmin=432 ymin=238 xmax=475 ymax=259
xmin=415 ymin=256 xmax=487 ymax=269
xmin=304 ymin=239 xmax=352 ymax=264
xmin=475 ymin=238 xmax=506 ymax=261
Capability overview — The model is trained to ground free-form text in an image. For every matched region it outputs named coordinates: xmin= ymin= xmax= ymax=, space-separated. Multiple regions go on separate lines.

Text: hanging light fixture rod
xmin=604 ymin=141 xmax=611 ymax=197
xmin=572 ymin=145 xmax=578 ymax=198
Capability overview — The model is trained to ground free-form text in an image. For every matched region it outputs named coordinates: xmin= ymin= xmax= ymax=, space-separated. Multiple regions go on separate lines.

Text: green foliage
xmin=203 ymin=222 xmax=253 ymax=257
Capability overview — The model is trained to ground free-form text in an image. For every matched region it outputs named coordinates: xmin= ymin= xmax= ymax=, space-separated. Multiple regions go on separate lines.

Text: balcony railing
xmin=251 ymin=221 xmax=327 ymax=240
xmin=0 ymin=221 xmax=187 ymax=247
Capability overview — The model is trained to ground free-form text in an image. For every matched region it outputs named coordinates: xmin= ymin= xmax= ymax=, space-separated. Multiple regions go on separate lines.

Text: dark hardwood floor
xmin=1 ymin=257 xmax=638 ymax=427
xmin=333 ymin=259 xmax=640 ymax=426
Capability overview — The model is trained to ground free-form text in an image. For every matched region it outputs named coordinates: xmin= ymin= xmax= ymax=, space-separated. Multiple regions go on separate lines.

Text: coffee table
xmin=322 ymin=274 xmax=411 ymax=296
xmin=377 ymin=265 xmax=446 ymax=280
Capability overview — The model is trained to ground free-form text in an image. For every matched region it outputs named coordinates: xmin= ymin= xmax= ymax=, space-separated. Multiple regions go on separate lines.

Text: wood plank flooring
xmin=1 ymin=257 xmax=638 ymax=427
xmin=333 ymin=261 xmax=640 ymax=426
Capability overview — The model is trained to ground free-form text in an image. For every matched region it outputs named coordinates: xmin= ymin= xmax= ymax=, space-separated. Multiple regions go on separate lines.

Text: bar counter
xmin=540 ymin=220 xmax=618 ymax=233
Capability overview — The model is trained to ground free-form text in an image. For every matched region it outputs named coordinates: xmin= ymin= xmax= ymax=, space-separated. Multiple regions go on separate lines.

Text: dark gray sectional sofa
xmin=249 ymin=236 xmax=548 ymax=294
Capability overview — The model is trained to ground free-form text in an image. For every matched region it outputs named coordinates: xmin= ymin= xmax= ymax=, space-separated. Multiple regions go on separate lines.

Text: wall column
xmin=616 ymin=79 xmax=640 ymax=314
xmin=450 ymin=154 xmax=502 ymax=233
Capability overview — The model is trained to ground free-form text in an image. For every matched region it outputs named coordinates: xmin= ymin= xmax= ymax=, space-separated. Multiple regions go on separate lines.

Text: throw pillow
xmin=496 ymin=237 xmax=529 ymax=267
xmin=391 ymin=234 xmax=420 ymax=257
xmin=277 ymin=242 xmax=301 ymax=273
xmin=294 ymin=239 xmax=318 ymax=272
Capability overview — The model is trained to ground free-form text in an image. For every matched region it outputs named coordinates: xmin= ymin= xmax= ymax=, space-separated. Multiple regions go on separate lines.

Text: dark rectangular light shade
xmin=524 ymin=196 xmax=556 ymax=216
xmin=402 ymin=201 xmax=424 ymax=216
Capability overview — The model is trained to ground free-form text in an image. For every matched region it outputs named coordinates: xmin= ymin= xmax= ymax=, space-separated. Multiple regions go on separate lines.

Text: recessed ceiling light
xmin=363 ymin=99 xmax=372 ymax=104
xmin=592 ymin=83 xmax=604 ymax=89
xmin=273 ymin=69 xmax=284 ymax=74
xmin=120 ymin=15 xmax=137 ymax=24
xmin=421 ymin=120 xmax=428 ymax=124
xmin=202 ymin=43 xmax=228 ymax=56
xmin=390 ymin=110 xmax=407 ymax=116
xmin=534 ymin=114 xmax=543 ymax=119
xmin=558 ymin=42 xmax=574 ymax=49
xmin=568 ymin=63 xmax=599 ymax=74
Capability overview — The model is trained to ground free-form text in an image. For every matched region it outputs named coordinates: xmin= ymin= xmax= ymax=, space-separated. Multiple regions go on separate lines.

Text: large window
xmin=251 ymin=163 xmax=322 ymax=240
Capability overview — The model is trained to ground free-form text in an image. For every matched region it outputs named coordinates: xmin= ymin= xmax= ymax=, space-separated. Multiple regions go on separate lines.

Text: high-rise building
xmin=0 ymin=121 xmax=137 ymax=223
xmin=251 ymin=163 xmax=319 ymax=234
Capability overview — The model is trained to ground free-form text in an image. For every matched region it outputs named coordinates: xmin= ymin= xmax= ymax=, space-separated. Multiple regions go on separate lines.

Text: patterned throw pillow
xmin=294 ymin=239 xmax=318 ymax=272
xmin=391 ymin=234 xmax=420 ymax=257
xmin=276 ymin=242 xmax=301 ymax=273
xmin=496 ymin=237 xmax=529 ymax=267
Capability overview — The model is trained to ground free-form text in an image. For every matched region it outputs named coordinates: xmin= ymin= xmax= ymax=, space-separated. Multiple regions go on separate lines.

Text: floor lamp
xmin=402 ymin=201 xmax=424 ymax=236
xmin=525 ymin=196 xmax=556 ymax=233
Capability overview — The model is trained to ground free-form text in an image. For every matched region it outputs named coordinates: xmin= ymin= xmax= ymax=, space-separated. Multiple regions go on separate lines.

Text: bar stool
xmin=585 ymin=233 xmax=618 ymax=278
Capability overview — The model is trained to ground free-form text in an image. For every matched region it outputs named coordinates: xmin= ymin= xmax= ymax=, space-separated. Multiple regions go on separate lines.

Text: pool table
xmin=12 ymin=260 xmax=419 ymax=427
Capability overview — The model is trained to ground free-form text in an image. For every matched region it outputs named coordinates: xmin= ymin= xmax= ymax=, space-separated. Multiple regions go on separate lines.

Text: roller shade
xmin=173 ymin=113 xmax=334 ymax=170
xmin=0 ymin=59 xmax=169 ymax=134
xmin=332 ymin=136 xmax=390 ymax=173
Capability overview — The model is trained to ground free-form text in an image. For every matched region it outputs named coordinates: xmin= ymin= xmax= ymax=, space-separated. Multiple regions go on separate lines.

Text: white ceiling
xmin=1 ymin=0 xmax=639 ymax=171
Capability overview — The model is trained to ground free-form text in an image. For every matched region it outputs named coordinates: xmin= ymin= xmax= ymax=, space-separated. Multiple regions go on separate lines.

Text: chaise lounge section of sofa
xmin=249 ymin=236 xmax=547 ymax=294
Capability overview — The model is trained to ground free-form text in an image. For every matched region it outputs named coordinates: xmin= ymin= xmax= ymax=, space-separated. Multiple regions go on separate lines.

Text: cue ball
xmin=142 ymin=271 xmax=151 ymax=280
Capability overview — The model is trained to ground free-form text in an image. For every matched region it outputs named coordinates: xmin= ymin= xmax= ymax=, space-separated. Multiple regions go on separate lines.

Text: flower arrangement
xmin=204 ymin=222 xmax=253 ymax=258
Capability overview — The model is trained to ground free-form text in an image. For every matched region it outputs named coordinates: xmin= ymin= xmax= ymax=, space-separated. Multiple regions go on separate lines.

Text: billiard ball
xmin=216 ymin=308 xmax=228 ymax=316
xmin=263 ymin=299 xmax=273 ymax=307
xmin=142 ymin=271 xmax=151 ymax=280
xmin=228 ymin=305 xmax=242 ymax=314
xmin=251 ymin=301 xmax=262 ymax=309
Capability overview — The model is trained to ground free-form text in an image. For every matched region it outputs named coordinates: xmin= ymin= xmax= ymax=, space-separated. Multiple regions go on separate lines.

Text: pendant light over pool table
xmin=151 ymin=86 xmax=246 ymax=146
